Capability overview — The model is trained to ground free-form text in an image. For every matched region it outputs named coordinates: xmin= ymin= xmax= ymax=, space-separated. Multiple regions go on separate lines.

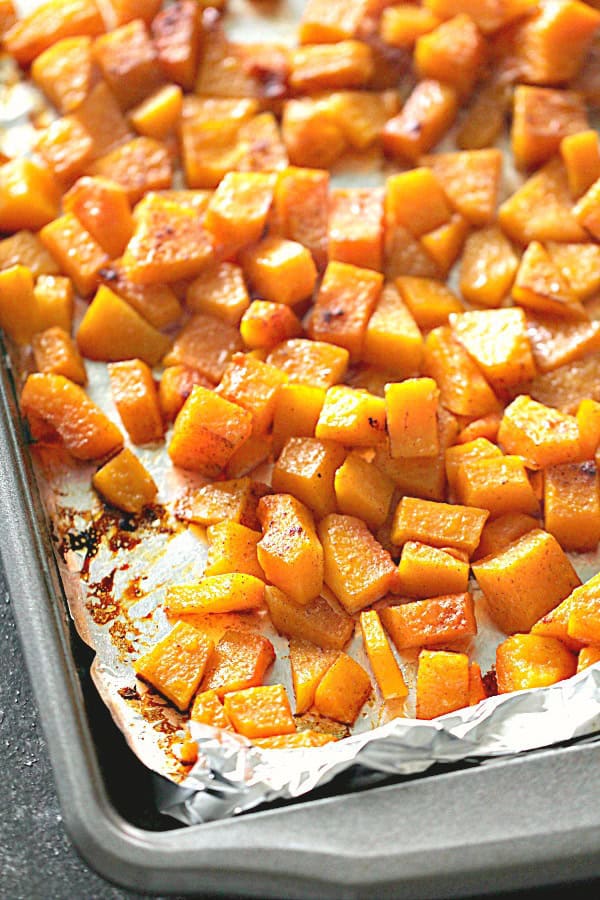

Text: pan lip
xmin=1 ymin=350 xmax=600 ymax=897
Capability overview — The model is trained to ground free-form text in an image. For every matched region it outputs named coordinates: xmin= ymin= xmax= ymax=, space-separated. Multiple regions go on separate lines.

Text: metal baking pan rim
xmin=1 ymin=352 xmax=600 ymax=898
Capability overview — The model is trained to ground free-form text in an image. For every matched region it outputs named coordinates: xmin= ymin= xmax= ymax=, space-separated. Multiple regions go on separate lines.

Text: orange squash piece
xmin=0 ymin=231 xmax=59 ymax=279
xmin=414 ymin=13 xmax=486 ymax=97
xmin=360 ymin=609 xmax=408 ymax=701
xmin=204 ymin=521 xmax=264 ymax=580
xmin=106 ymin=0 xmax=162 ymax=27
xmin=240 ymin=300 xmax=303 ymax=351
xmin=289 ymin=638 xmax=338 ymax=714
xmin=164 ymin=314 xmax=243 ymax=385
xmin=386 ymin=168 xmax=451 ymax=240
xmin=175 ymin=477 xmax=269 ymax=530
xmin=201 ymin=629 xmax=275 ymax=698
xmin=151 ymin=1 xmax=203 ymax=90
xmin=190 ymin=689 xmax=234 ymax=731
xmin=166 ymin=574 xmax=265 ymax=616
xmin=457 ymin=78 xmax=510 ymax=151
xmin=271 ymin=382 xmax=325 ymax=455
xmin=241 ymin=236 xmax=317 ymax=307
xmin=423 ymin=326 xmax=500 ymax=418
xmin=319 ymin=513 xmax=397 ymax=614
xmin=0 ymin=265 xmax=39 ymax=345
xmin=257 ymin=493 xmax=323 ymax=606
xmin=396 ymin=277 xmax=463 ymax=331
xmin=107 ymin=359 xmax=163 ymax=446
xmin=363 ymin=283 xmax=423 ymax=377
xmin=475 ymin=510 xmax=541 ymax=560
xmin=421 ymin=149 xmax=502 ymax=227
xmin=158 ymin=365 xmax=212 ymax=423
xmin=526 ymin=313 xmax=600 ymax=374
xmin=0 ymin=159 xmax=60 ymax=233
xmin=512 ymin=241 xmax=586 ymax=321
xmin=532 ymin=572 xmax=600 ymax=650
xmin=224 ymin=684 xmax=296 ymax=739
xmin=187 ymin=263 xmax=250 ymax=327
xmin=134 ymin=621 xmax=214 ymax=711
xmin=92 ymin=447 xmax=158 ymax=514
xmin=385 ymin=378 xmax=440 ymax=458
xmin=381 ymin=593 xmax=477 ymax=650
xmin=395 ymin=542 xmax=470 ymax=598
xmin=498 ymin=394 xmax=582 ymax=468
xmin=315 ymin=385 xmax=386 ymax=447
xmin=299 ymin=0 xmax=369 ymax=43
xmin=423 ymin=0 xmax=536 ymax=34
xmin=217 ymin=353 xmax=287 ymax=437
xmin=445 ymin=437 xmax=502 ymax=498
xmin=577 ymin=647 xmax=600 ymax=672
xmin=253 ymin=731 xmax=336 ymax=749
xmin=459 ymin=227 xmax=519 ymax=308
xmin=457 ymin=412 xmax=502 ymax=446
xmin=3 ymin=0 xmax=105 ymax=65
xmin=391 ymin=496 xmax=489 ymax=556
xmin=511 ymin=86 xmax=588 ymax=172
xmin=472 ymin=528 xmax=581 ymax=633
xmin=34 ymin=275 xmax=75 ymax=334
xmin=204 ymin=172 xmax=276 ymax=254
xmin=168 ymin=385 xmax=252 ymax=476
xmin=546 ymin=242 xmax=600 ymax=300
xmin=560 ymin=130 xmax=600 ymax=200
xmin=382 ymin=80 xmax=458 ymax=163
xmin=327 ymin=187 xmax=384 ymax=272
xmin=265 ymin=585 xmax=354 ymax=651
xmin=272 ymin=437 xmax=345 ymax=520
xmin=313 ymin=652 xmax=372 ymax=725
xmin=31 ymin=327 xmax=87 ymax=386
xmin=309 ymin=261 xmax=382 ymax=361
xmin=334 ymin=451 xmax=395 ymax=531
xmin=97 ymin=261 xmax=182 ymax=331
xmin=31 ymin=35 xmax=98 ymax=114
xmin=20 ymin=373 xmax=123 ymax=460
xmin=496 ymin=634 xmax=577 ymax=693
xmin=416 ymin=649 xmax=470 ymax=719
xmin=63 ymin=176 xmax=133 ymax=260
xmin=290 ymin=41 xmax=373 ymax=92
xmin=455 ymin=454 xmax=539 ymax=519
xmin=87 ymin=137 xmax=172 ymax=204
xmin=450 ymin=307 xmax=536 ymax=392
xmin=381 ymin=5 xmax=441 ymax=47
xmin=77 ymin=285 xmax=170 ymax=365
xmin=544 ymin=461 xmax=600 ymax=552
xmin=40 ymin=213 xmax=108 ymax=298
xmin=92 ymin=19 xmax=163 ymax=111
xmin=577 ymin=399 xmax=600 ymax=458
xmin=420 ymin=213 xmax=470 ymax=277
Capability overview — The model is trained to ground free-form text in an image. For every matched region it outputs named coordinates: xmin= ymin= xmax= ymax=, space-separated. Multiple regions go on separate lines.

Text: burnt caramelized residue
xmin=580 ymin=460 xmax=597 ymax=477
xmin=249 ymin=63 xmax=288 ymax=100
xmin=86 ymin=570 xmax=117 ymax=625
xmin=118 ymin=685 xmax=141 ymax=702
xmin=294 ymin=711 xmax=349 ymax=740
xmin=109 ymin=619 xmax=136 ymax=656
xmin=483 ymin=667 xmax=498 ymax=697
xmin=122 ymin=575 xmax=144 ymax=605
xmin=322 ymin=308 xmax=345 ymax=323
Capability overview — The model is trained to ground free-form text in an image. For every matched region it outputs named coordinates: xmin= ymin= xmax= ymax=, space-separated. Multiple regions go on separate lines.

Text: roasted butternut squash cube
xmin=36 ymin=115 xmax=96 ymax=186
xmin=31 ymin=327 xmax=87 ymax=385
xmin=414 ymin=13 xmax=486 ymax=97
xmin=204 ymin=172 xmax=276 ymax=254
xmin=0 ymin=231 xmax=59 ymax=279
xmin=253 ymin=731 xmax=336 ymax=749
xmin=496 ymin=634 xmax=576 ymax=693
xmin=457 ymin=78 xmax=510 ymax=150
xmin=201 ymin=629 xmax=275 ymax=698
xmin=267 ymin=339 xmax=349 ymax=390
xmin=205 ymin=521 xmax=264 ymax=580
xmin=271 ymin=382 xmax=325 ymax=456
xmin=577 ymin=399 xmax=600 ymax=458
xmin=560 ymin=130 xmax=600 ymax=200
xmin=547 ymin=242 xmax=600 ymax=300
xmin=257 ymin=493 xmax=324 ymax=606
xmin=456 ymin=455 xmax=539 ymax=519
xmin=151 ymin=1 xmax=202 ymax=90
xmin=92 ymin=447 xmax=158 ymax=514
xmin=282 ymin=98 xmax=348 ymax=169
xmin=445 ymin=437 xmax=502 ymax=498
xmin=420 ymin=149 xmax=502 ymax=227
xmin=0 ymin=265 xmax=39 ymax=345
xmin=3 ymin=0 xmax=105 ymax=65
xmin=396 ymin=277 xmax=463 ymax=330
xmin=472 ymin=512 xmax=540 ymax=562
xmin=526 ymin=313 xmax=600 ymax=374
xmin=187 ymin=263 xmax=250 ymax=327
xmin=319 ymin=513 xmax=397 ymax=613
xmin=568 ymin=597 xmax=600 ymax=645
xmin=290 ymin=41 xmax=373 ymax=92
xmin=175 ymin=477 xmax=269 ymax=530
xmin=334 ymin=451 xmax=395 ymax=531
xmin=309 ymin=261 xmax=383 ymax=361
xmin=241 ymin=236 xmax=317 ymax=307
xmin=573 ymin=175 xmax=600 ymax=241
xmin=578 ymin=646 xmax=600 ymax=672
xmin=190 ymin=689 xmax=233 ymax=730
xmin=472 ymin=528 xmax=581 ymax=633
xmin=33 ymin=276 xmax=74 ymax=334
xmin=544 ymin=461 xmax=600 ymax=552
xmin=327 ymin=187 xmax=383 ymax=272
xmin=423 ymin=0 xmax=536 ymax=34
xmin=20 ymin=373 xmax=123 ymax=460
xmin=168 ymin=385 xmax=252 ymax=476
xmin=289 ymin=638 xmax=338 ymax=714
xmin=77 ymin=285 xmax=170 ymax=365
xmin=532 ymin=573 xmax=600 ymax=650
xmin=362 ymin=283 xmax=423 ymax=377
xmin=385 ymin=378 xmax=440 ymax=459
xmin=381 ymin=592 xmax=477 ymax=651
xmin=459 ymin=227 xmax=519 ymax=308
xmin=315 ymin=385 xmax=386 ymax=446
xmin=87 ymin=137 xmax=172 ymax=204
xmin=224 ymin=684 xmax=296 ymax=739
xmin=134 ymin=621 xmax=214 ymax=711
xmin=265 ymin=585 xmax=354 ymax=650
xmin=31 ymin=35 xmax=97 ymax=114
xmin=158 ymin=365 xmax=212 ymax=423
xmin=272 ymin=166 xmax=329 ymax=270
xmin=512 ymin=241 xmax=586 ymax=321
xmin=166 ymin=574 xmax=265 ymax=616
xmin=272 ymin=437 xmax=345 ymax=519
xmin=396 ymin=542 xmax=470 ymax=598
xmin=498 ymin=394 xmax=582 ymax=468
xmin=416 ymin=649 xmax=469 ymax=719
xmin=381 ymin=5 xmax=441 ymax=47
xmin=240 ymin=300 xmax=303 ymax=351
xmin=98 ymin=261 xmax=182 ymax=331
xmin=128 ymin=84 xmax=183 ymax=141
xmin=420 ymin=213 xmax=470 ymax=277
xmin=299 ymin=0 xmax=369 ymax=43
xmin=386 ymin=168 xmax=451 ymax=239
xmin=164 ymin=314 xmax=243 ymax=384
xmin=217 ymin=353 xmax=287 ymax=436
xmin=423 ymin=326 xmax=500 ymax=418
xmin=360 ymin=610 xmax=408 ymax=701
xmin=107 ymin=359 xmax=163 ymax=445
xmin=92 ymin=19 xmax=163 ymax=110
xmin=40 ymin=213 xmax=108 ymax=298
xmin=0 ymin=159 xmax=59 ymax=233
xmin=512 ymin=85 xmax=588 ymax=172
xmin=391 ymin=496 xmax=489 ymax=556
xmin=450 ymin=308 xmax=535 ymax=392
xmin=63 ymin=176 xmax=133 ymax=260
xmin=313 ymin=652 xmax=371 ymax=725
xmin=382 ymin=79 xmax=458 ymax=162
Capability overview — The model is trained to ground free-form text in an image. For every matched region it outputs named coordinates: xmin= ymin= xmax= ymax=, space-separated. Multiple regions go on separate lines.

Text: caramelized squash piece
xmin=224 ymin=685 xmax=296 ymax=739
xmin=92 ymin=19 xmax=163 ymax=110
xmin=217 ymin=353 xmax=287 ymax=436
xmin=34 ymin=275 xmax=75 ymax=334
xmin=450 ymin=307 xmax=535 ymax=392
xmin=241 ymin=236 xmax=317 ymax=307
xmin=63 ymin=176 xmax=133 ymax=260
xmin=328 ymin=187 xmax=384 ymax=272
xmin=544 ymin=461 xmax=600 ymax=552
xmin=334 ymin=451 xmax=395 ymax=531
xmin=315 ymin=385 xmax=386 ymax=447
xmin=204 ymin=172 xmax=276 ymax=253
xmin=272 ymin=166 xmax=329 ymax=270
xmin=381 ymin=592 xmax=477 ymax=650
xmin=391 ymin=496 xmax=489 ymax=556
xmin=205 ymin=521 xmax=264 ymax=580
xmin=257 ymin=493 xmax=323 ymax=606
xmin=290 ymin=41 xmax=373 ymax=92
xmin=512 ymin=241 xmax=586 ymax=321
xmin=532 ymin=573 xmax=600 ymax=650
xmin=0 ymin=231 xmax=59 ymax=278
xmin=165 ymin=314 xmax=243 ymax=385
xmin=265 ymin=585 xmax=354 ymax=651
xmin=363 ymin=283 xmax=423 ymax=377
xmin=272 ymin=437 xmax=345 ymax=520
xmin=396 ymin=277 xmax=463 ymax=331
xmin=190 ymin=689 xmax=234 ymax=731
xmin=0 ymin=265 xmax=39 ymax=345
xmin=77 ymin=285 xmax=170 ymax=365
xmin=416 ymin=649 xmax=469 ymax=719
xmin=201 ymin=629 xmax=275 ymax=699
xmin=152 ymin=1 xmax=203 ymax=91
xmin=92 ymin=447 xmax=157 ymax=514
xmin=134 ymin=621 xmax=213 ymax=711
xmin=309 ymin=261 xmax=383 ymax=361
xmin=289 ymin=638 xmax=338 ymax=714
xmin=472 ymin=512 xmax=539 ymax=562
xmin=511 ymin=86 xmax=588 ymax=172
xmin=3 ymin=0 xmax=105 ymax=65
xmin=360 ymin=610 xmax=408 ymax=701
xmin=271 ymin=383 xmax=325 ymax=455
xmin=423 ymin=326 xmax=500 ymax=418
xmin=32 ymin=327 xmax=87 ymax=385
xmin=166 ymin=574 xmax=265 ymax=616
xmin=560 ymin=130 xmax=600 ymax=200
xmin=396 ymin=542 xmax=470 ymax=598
xmin=496 ymin=634 xmax=576 ymax=693
xmin=423 ymin=0 xmax=536 ymax=34
xmin=313 ymin=652 xmax=371 ymax=725
xmin=526 ymin=313 xmax=600 ymax=374
xmin=382 ymin=79 xmax=458 ymax=163
xmin=385 ymin=378 xmax=440 ymax=458
xmin=459 ymin=226 xmax=519 ymax=308
xmin=31 ymin=35 xmax=97 ymax=114
xmin=240 ymin=300 xmax=303 ymax=351
xmin=87 ymin=137 xmax=172 ymax=204
xmin=108 ymin=359 xmax=163 ymax=445
xmin=299 ymin=0 xmax=369 ymax=43
xmin=40 ymin=213 xmax=108 ymax=297
xmin=498 ymin=394 xmax=582 ymax=468
xmin=175 ymin=477 xmax=269 ymax=530
xmin=421 ymin=149 xmax=502 ymax=227
xmin=0 ymin=159 xmax=59 ymax=233
xmin=414 ymin=13 xmax=486 ymax=97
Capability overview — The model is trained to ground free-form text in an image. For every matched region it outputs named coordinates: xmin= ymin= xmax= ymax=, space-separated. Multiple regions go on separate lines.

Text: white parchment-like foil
xmin=4 ymin=0 xmax=600 ymax=827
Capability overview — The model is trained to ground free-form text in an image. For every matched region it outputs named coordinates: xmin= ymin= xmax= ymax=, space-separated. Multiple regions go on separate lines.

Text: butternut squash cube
xmin=577 ymin=399 xmax=600 ymax=458
xmin=271 ymin=382 xmax=325 ymax=456
xmin=31 ymin=35 xmax=97 ymax=114
xmin=512 ymin=241 xmax=586 ymax=321
xmin=224 ymin=684 xmax=296 ymax=739
xmin=577 ymin=647 xmax=600 ymax=672
xmin=190 ymin=689 xmax=234 ymax=730
xmin=92 ymin=19 xmax=163 ymax=110
xmin=511 ymin=86 xmax=588 ymax=172
xmin=420 ymin=213 xmax=470 ymax=278
xmin=381 ymin=5 xmax=441 ymax=47
xmin=158 ymin=365 xmax=212 ymax=424
xmin=129 ymin=85 xmax=183 ymax=141
xmin=420 ymin=149 xmax=502 ymax=228
xmin=31 ymin=327 xmax=87 ymax=386
xmin=133 ymin=621 xmax=214 ymax=711
xmin=204 ymin=172 xmax=276 ymax=253
xmin=532 ymin=573 xmax=600 ymax=650
xmin=264 ymin=585 xmax=354 ymax=651
xmin=496 ymin=634 xmax=576 ymax=693
xmin=568 ymin=596 xmax=600 ymax=645
xmin=527 ymin=314 xmax=600 ymax=374
xmin=396 ymin=277 xmax=463 ymax=330
xmin=98 ymin=262 xmax=182 ymax=331
xmin=257 ymin=493 xmax=324 ymax=606
xmin=63 ymin=176 xmax=134 ymax=260
xmin=391 ymin=496 xmax=489 ymax=556
xmin=186 ymin=263 xmax=250 ymax=327
xmin=272 ymin=166 xmax=329 ymax=270
xmin=151 ymin=0 xmax=202 ymax=90
xmin=327 ymin=187 xmax=384 ymax=272
xmin=319 ymin=513 xmax=397 ymax=614
xmin=309 ymin=261 xmax=383 ymax=361
xmin=290 ymin=41 xmax=373 ymax=92
xmin=457 ymin=79 xmax=509 ymax=150
xmin=472 ymin=528 xmax=581 ymax=633
xmin=87 ymin=137 xmax=172 ymax=204
xmin=201 ymin=629 xmax=275 ymax=698
xmin=560 ymin=130 xmax=600 ymax=200
xmin=168 ymin=386 xmax=252 ymax=476
xmin=313 ymin=653 xmax=371 ymax=725
xmin=498 ymin=395 xmax=582 ymax=468
xmin=0 ymin=231 xmax=59 ymax=279
xmin=40 ymin=213 xmax=108 ymax=298
xmin=0 ymin=159 xmax=59 ymax=233
xmin=282 ymin=97 xmax=347 ymax=170
xmin=107 ymin=359 xmax=163 ymax=445
xmin=456 ymin=455 xmax=540 ymax=519
xmin=547 ymin=242 xmax=600 ymax=300
xmin=289 ymin=638 xmax=338 ymax=714
xmin=299 ymin=0 xmax=369 ymax=43
xmin=459 ymin=227 xmax=519 ymax=308
xmin=396 ymin=542 xmax=470 ymax=598
xmin=544 ymin=462 xmax=600 ymax=552
xmin=414 ymin=13 xmax=486 ymax=97
xmin=450 ymin=308 xmax=536 ymax=392
xmin=241 ymin=236 xmax=317 ymax=307
xmin=3 ymin=0 xmax=105 ymax=65
xmin=0 ymin=265 xmax=39 ymax=345
xmin=175 ymin=477 xmax=269 ymax=530
xmin=416 ymin=649 xmax=470 ymax=719
xmin=166 ymin=574 xmax=265 ymax=616
xmin=316 ymin=385 xmax=386 ymax=447
xmin=216 ymin=353 xmax=287 ymax=437
xmin=468 ymin=661 xmax=487 ymax=706
xmin=473 ymin=512 xmax=540 ymax=562
xmin=240 ymin=300 xmax=303 ymax=351
xmin=205 ymin=521 xmax=264 ymax=580
xmin=360 ymin=610 xmax=408 ymax=701
xmin=456 ymin=413 xmax=502 ymax=446
xmin=362 ymin=283 xmax=424 ymax=378
xmin=386 ymin=168 xmax=451 ymax=239
xmin=423 ymin=0 xmax=536 ymax=34
xmin=92 ymin=447 xmax=157 ymax=514
xmin=272 ymin=437 xmax=345 ymax=519
xmin=20 ymin=373 xmax=123 ymax=460
xmin=77 ymin=286 xmax=170 ymax=365
xmin=382 ymin=79 xmax=458 ymax=162
xmin=445 ymin=437 xmax=502 ymax=498
xmin=267 ymin=338 xmax=349 ymax=391
xmin=381 ymin=593 xmax=476 ymax=650
xmin=385 ymin=378 xmax=440 ymax=458
xmin=334 ymin=451 xmax=395 ymax=531
xmin=36 ymin=115 xmax=96 ymax=186
xmin=164 ymin=314 xmax=243 ymax=384
xmin=423 ymin=326 xmax=500 ymax=418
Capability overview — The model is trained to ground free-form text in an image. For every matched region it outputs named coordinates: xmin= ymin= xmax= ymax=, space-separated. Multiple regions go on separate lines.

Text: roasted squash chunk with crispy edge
xmin=134 ymin=621 xmax=214 ymax=712
xmin=166 ymin=573 xmax=265 ymax=616
xmin=416 ymin=649 xmax=470 ymax=719
xmin=381 ymin=593 xmax=477 ymax=650
xmin=544 ymin=461 xmax=600 ymax=553
xmin=92 ymin=447 xmax=158 ymax=514
xmin=264 ymin=585 xmax=354 ymax=651
xmin=496 ymin=634 xmax=577 ymax=694
xmin=32 ymin=326 xmax=87 ymax=386
xmin=396 ymin=542 xmax=470 ymax=599
xmin=224 ymin=684 xmax=296 ymax=739
xmin=391 ymin=496 xmax=489 ymax=556
xmin=313 ymin=652 xmax=372 ymax=725
xmin=204 ymin=521 xmax=265 ymax=580
xmin=108 ymin=359 xmax=163 ymax=446
xmin=200 ymin=629 xmax=275 ymax=698
xmin=315 ymin=384 xmax=386 ymax=446
xmin=3 ymin=0 xmax=105 ymax=65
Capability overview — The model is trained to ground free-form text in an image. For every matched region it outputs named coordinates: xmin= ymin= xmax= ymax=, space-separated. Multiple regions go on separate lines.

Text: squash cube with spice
xmin=108 ymin=359 xmax=163 ymax=445
xmin=265 ymin=585 xmax=354 ymax=651
xmin=382 ymin=79 xmax=458 ymax=163
xmin=0 ymin=265 xmax=39 ymax=345
xmin=313 ymin=652 xmax=371 ymax=725
xmin=416 ymin=649 xmax=470 ymax=719
xmin=92 ymin=447 xmax=157 ymax=514
xmin=385 ymin=378 xmax=440 ymax=458
xmin=362 ymin=283 xmax=424 ymax=378
xmin=272 ymin=437 xmax=345 ymax=520
xmin=395 ymin=542 xmax=470 ymax=598
xmin=240 ymin=300 xmax=303 ymax=351
xmin=134 ymin=621 xmax=214 ymax=711
xmin=217 ymin=353 xmax=288 ymax=436
xmin=204 ymin=521 xmax=264 ymax=579
xmin=63 ymin=176 xmax=134 ymax=260
xmin=423 ymin=326 xmax=500 ymax=418
xmin=267 ymin=339 xmax=349 ymax=390
xmin=459 ymin=227 xmax=519 ymax=308
xmin=289 ymin=638 xmax=338 ymax=714
xmin=31 ymin=327 xmax=87 ymax=386
xmin=165 ymin=573 xmax=265 ymax=616
xmin=309 ymin=261 xmax=383 ymax=361
xmin=360 ymin=610 xmax=408 ymax=702
xmin=271 ymin=383 xmax=326 ymax=455
xmin=164 ymin=313 xmax=243 ymax=385
xmin=2 ymin=0 xmax=105 ymax=65
xmin=391 ymin=497 xmax=489 ymax=556
xmin=315 ymin=385 xmax=386 ymax=446
xmin=204 ymin=172 xmax=276 ymax=254
xmin=544 ymin=462 xmax=600 ymax=553
xmin=201 ymin=629 xmax=275 ymax=698
xmin=241 ymin=236 xmax=317 ymax=307
xmin=175 ymin=477 xmax=269 ymax=530
xmin=190 ymin=689 xmax=234 ymax=730
xmin=498 ymin=395 xmax=582 ymax=468
xmin=381 ymin=593 xmax=477 ymax=650
xmin=186 ymin=263 xmax=250 ymax=327
xmin=151 ymin=0 xmax=203 ymax=90
xmin=334 ymin=451 xmax=395 ymax=531
xmin=224 ymin=684 xmax=296 ymax=739
xmin=496 ymin=634 xmax=577 ymax=693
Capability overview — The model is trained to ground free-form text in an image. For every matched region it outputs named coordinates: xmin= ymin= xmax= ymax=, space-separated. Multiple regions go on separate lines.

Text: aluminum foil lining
xmin=4 ymin=0 xmax=600 ymax=828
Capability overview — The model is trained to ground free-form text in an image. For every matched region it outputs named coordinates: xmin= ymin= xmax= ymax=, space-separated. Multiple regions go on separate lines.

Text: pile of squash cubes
xmin=2 ymin=0 xmax=600 ymax=753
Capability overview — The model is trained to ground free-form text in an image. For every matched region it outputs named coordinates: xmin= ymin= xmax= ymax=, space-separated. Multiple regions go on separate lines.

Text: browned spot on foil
xmin=109 ymin=620 xmax=136 ymax=657
xmin=294 ymin=712 xmax=349 ymax=740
